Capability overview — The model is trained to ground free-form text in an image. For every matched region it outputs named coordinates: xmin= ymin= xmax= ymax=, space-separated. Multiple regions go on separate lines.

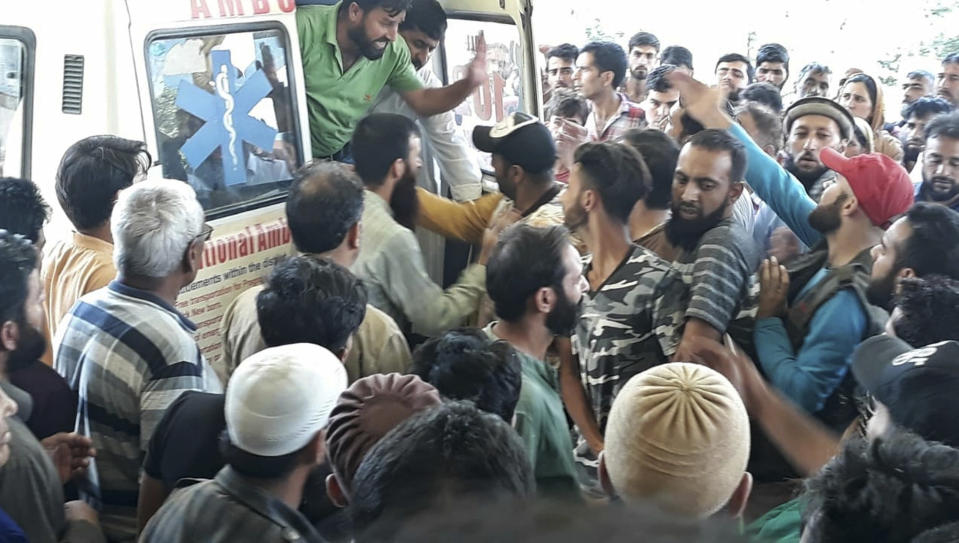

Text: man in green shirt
xmin=297 ymin=0 xmax=488 ymax=159
xmin=485 ymin=223 xmax=587 ymax=499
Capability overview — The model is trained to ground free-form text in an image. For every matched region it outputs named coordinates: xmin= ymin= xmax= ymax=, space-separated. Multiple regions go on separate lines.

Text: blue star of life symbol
xmin=176 ymin=50 xmax=277 ymax=186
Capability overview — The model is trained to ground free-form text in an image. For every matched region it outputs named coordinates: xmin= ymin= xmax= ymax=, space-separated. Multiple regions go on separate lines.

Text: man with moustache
xmin=752 ymin=97 xmax=855 ymax=263
xmin=558 ymin=141 xmax=685 ymax=495
xmin=350 ymin=114 xmax=495 ymax=337
xmin=898 ymin=97 xmax=953 ymax=180
xmin=297 ymin=0 xmax=488 ymax=160
xmin=642 ymin=65 xmax=681 ymax=131
xmin=369 ymin=0 xmax=481 ymax=201
xmin=937 ymin=53 xmax=959 ymax=107
xmin=485 ymin=224 xmax=588 ymax=499
xmin=623 ymin=32 xmax=660 ymax=103
xmin=665 ymin=130 xmax=761 ymax=363
xmin=913 ymin=111 xmax=959 ymax=210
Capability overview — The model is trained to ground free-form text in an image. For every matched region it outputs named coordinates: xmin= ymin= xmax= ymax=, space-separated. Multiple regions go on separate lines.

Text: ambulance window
xmin=0 ymin=34 xmax=32 ymax=179
xmin=443 ymin=18 xmax=525 ymax=172
xmin=145 ymin=26 xmax=302 ymax=217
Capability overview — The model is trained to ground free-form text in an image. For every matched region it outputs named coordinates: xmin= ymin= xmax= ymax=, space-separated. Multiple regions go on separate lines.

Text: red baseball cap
xmin=819 ymin=148 xmax=914 ymax=229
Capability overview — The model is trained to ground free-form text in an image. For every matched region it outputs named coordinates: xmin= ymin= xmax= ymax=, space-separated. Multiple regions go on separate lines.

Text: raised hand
xmin=757 ymin=257 xmax=790 ymax=319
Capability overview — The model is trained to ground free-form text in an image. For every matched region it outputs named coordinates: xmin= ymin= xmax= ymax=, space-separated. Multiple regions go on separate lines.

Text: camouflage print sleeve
xmin=653 ymin=269 xmax=688 ymax=358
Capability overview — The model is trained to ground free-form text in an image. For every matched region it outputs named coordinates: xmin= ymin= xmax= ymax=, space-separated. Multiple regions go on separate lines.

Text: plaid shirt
xmin=55 ymin=281 xmax=222 ymax=542
xmin=140 ymin=467 xmax=326 ymax=543
xmin=586 ymin=93 xmax=647 ymax=142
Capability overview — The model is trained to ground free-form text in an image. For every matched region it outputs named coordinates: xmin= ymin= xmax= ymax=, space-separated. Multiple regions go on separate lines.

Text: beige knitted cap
xmin=604 ymin=363 xmax=750 ymax=518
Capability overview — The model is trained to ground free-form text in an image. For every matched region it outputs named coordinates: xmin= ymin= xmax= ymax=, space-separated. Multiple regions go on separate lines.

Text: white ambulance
xmin=1 ymin=0 xmax=540 ymax=375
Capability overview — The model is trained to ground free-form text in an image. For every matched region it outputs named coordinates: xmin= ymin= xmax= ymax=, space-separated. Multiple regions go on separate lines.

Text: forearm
xmin=751 ymin=380 xmax=841 ymax=476
xmin=410 ymin=80 xmax=474 ymax=116
xmin=557 ymin=338 xmax=603 ymax=453
xmin=137 ymin=474 xmax=170 ymax=534
xmin=407 ymin=264 xmax=486 ymax=336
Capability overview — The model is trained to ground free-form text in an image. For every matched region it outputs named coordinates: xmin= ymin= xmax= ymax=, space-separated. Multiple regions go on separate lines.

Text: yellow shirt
xmin=43 ymin=232 xmax=116 ymax=345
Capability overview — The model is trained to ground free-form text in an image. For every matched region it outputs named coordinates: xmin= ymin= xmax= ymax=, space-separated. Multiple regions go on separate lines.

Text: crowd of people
xmin=2 ymin=0 xmax=959 ymax=541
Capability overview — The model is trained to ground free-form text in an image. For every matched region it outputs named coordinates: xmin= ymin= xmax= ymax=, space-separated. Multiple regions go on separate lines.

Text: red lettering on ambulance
xmin=191 ymin=0 xmax=212 ymax=18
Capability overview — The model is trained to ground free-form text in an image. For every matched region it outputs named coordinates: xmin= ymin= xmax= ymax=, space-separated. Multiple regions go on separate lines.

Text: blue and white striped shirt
xmin=55 ymin=281 xmax=222 ymax=542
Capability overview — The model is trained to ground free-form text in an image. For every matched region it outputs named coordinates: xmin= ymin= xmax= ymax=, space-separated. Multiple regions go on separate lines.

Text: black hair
xmin=390 ymin=497 xmax=747 ymax=543
xmin=399 ymin=0 xmax=447 ymax=41
xmin=715 ymin=53 xmax=755 ymax=82
xmin=346 ymin=0 xmax=413 ymax=17
xmin=351 ymin=114 xmax=421 ymax=187
xmin=573 ymin=142 xmax=651 ymax=223
xmin=487 ymin=224 xmax=571 ymax=322
xmin=892 ymin=275 xmax=959 ymax=348
xmin=924 ymin=110 xmax=959 ymax=142
xmin=646 ymin=64 xmax=676 ymax=94
xmin=845 ymin=73 xmax=878 ymax=109
xmin=256 ymin=256 xmax=367 ymax=355
xmin=0 ymin=178 xmax=50 ymax=244
xmin=661 ymin=46 xmax=693 ymax=71
xmin=798 ymin=62 xmax=831 ymax=79
xmin=756 ymin=43 xmax=789 ymax=73
xmin=943 ymin=52 xmax=959 ymax=66
xmin=0 ymin=230 xmax=38 ymax=325
xmin=219 ymin=431 xmax=304 ymax=479
xmin=628 ymin=32 xmax=660 ymax=53
xmin=896 ymin=203 xmax=959 ymax=280
xmin=286 ymin=161 xmax=364 ymax=254
xmin=55 ymin=135 xmax=151 ymax=231
xmin=410 ymin=328 xmax=522 ymax=423
xmin=622 ymin=129 xmax=680 ymax=210
xmin=686 ymin=129 xmax=748 ymax=183
xmin=913 ymin=521 xmax=959 ymax=543
xmin=800 ymin=430 xmax=959 ymax=542
xmin=351 ymin=401 xmax=534 ymax=541
xmin=547 ymin=88 xmax=589 ymax=124
xmin=547 ymin=43 xmax=579 ymax=63
xmin=735 ymin=102 xmax=783 ymax=152
xmin=741 ymin=82 xmax=784 ymax=113
xmin=903 ymin=97 xmax=954 ymax=123
xmin=580 ymin=41 xmax=629 ymax=89
xmin=907 ymin=69 xmax=936 ymax=83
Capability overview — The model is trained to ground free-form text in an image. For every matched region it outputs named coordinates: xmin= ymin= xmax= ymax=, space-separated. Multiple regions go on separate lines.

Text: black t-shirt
xmin=8 ymin=360 xmax=77 ymax=440
xmin=144 ymin=391 xmax=226 ymax=488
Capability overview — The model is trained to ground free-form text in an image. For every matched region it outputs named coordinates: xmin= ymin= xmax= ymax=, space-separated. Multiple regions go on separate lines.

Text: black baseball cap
xmin=472 ymin=112 xmax=557 ymax=175
xmin=852 ymin=335 xmax=959 ymax=447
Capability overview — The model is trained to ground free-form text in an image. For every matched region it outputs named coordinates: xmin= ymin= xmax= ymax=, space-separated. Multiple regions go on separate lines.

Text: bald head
xmin=286 ymin=162 xmax=364 ymax=255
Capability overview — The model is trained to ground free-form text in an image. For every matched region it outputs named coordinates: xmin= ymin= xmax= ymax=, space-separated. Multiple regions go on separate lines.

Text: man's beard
xmin=902 ymin=145 xmax=921 ymax=165
xmin=807 ymin=194 xmax=847 ymax=235
xmin=347 ymin=24 xmax=389 ymax=61
xmin=920 ymin=170 xmax=959 ymax=202
xmin=630 ymin=66 xmax=648 ymax=80
xmin=866 ymin=266 xmax=899 ymax=311
xmin=664 ymin=200 xmax=728 ymax=252
xmin=7 ymin=322 xmax=46 ymax=372
xmin=545 ymin=289 xmax=580 ymax=336
xmin=784 ymin=153 xmax=829 ymax=194
xmin=390 ymin=170 xmax=421 ymax=230
xmin=562 ymin=199 xmax=588 ymax=233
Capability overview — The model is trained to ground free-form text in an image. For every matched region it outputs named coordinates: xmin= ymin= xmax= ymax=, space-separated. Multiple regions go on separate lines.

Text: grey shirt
xmin=0 ymin=382 xmax=105 ymax=543
xmin=351 ymin=191 xmax=486 ymax=336
xmin=140 ymin=466 xmax=325 ymax=543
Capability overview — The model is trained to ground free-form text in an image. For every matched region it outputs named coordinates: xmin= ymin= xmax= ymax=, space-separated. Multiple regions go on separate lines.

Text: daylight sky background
xmin=530 ymin=0 xmax=958 ymax=107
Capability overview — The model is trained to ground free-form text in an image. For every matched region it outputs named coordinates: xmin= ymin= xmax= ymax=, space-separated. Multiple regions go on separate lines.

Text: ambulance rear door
xmin=127 ymin=0 xmax=309 ymax=380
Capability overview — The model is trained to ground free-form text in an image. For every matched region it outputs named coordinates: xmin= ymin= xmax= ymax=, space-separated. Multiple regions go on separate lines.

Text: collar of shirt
xmin=322 ymin=1 xmax=352 ymax=75
xmin=107 ymin=281 xmax=197 ymax=332
xmin=364 ymin=189 xmax=395 ymax=217
xmin=72 ymin=231 xmax=114 ymax=253
xmin=214 ymin=467 xmax=323 ymax=541
xmin=589 ymin=92 xmax=642 ymax=140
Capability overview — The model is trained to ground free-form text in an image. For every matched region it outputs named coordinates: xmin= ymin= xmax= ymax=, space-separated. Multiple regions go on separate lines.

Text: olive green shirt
xmin=296 ymin=2 xmax=424 ymax=157
xmin=484 ymin=324 xmax=580 ymax=500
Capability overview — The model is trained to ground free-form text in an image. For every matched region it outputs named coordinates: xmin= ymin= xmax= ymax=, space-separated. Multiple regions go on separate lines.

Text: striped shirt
xmin=140 ymin=467 xmax=326 ymax=543
xmin=55 ymin=281 xmax=222 ymax=542
xmin=672 ymin=217 xmax=761 ymax=334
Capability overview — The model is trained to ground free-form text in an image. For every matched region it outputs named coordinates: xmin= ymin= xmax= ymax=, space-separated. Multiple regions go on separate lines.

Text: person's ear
xmin=723 ymin=472 xmax=753 ymax=518
xmin=389 ymin=158 xmax=407 ymax=182
xmin=183 ymin=240 xmax=203 ymax=275
xmin=842 ymin=193 xmax=859 ymax=217
xmin=346 ymin=222 xmax=361 ymax=252
xmin=761 ymin=144 xmax=777 ymax=158
xmin=581 ymin=187 xmax=597 ymax=213
xmin=728 ymin=181 xmax=745 ymax=205
xmin=508 ymin=164 xmax=524 ymax=186
xmin=0 ymin=321 xmax=19 ymax=352
xmin=837 ymin=139 xmax=848 ymax=154
xmin=600 ymin=70 xmax=614 ymax=88
xmin=535 ymin=286 xmax=556 ymax=315
xmin=347 ymin=1 xmax=363 ymax=23
xmin=598 ymin=451 xmax=617 ymax=499
xmin=326 ymin=473 xmax=349 ymax=508
xmin=893 ymin=267 xmax=917 ymax=296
